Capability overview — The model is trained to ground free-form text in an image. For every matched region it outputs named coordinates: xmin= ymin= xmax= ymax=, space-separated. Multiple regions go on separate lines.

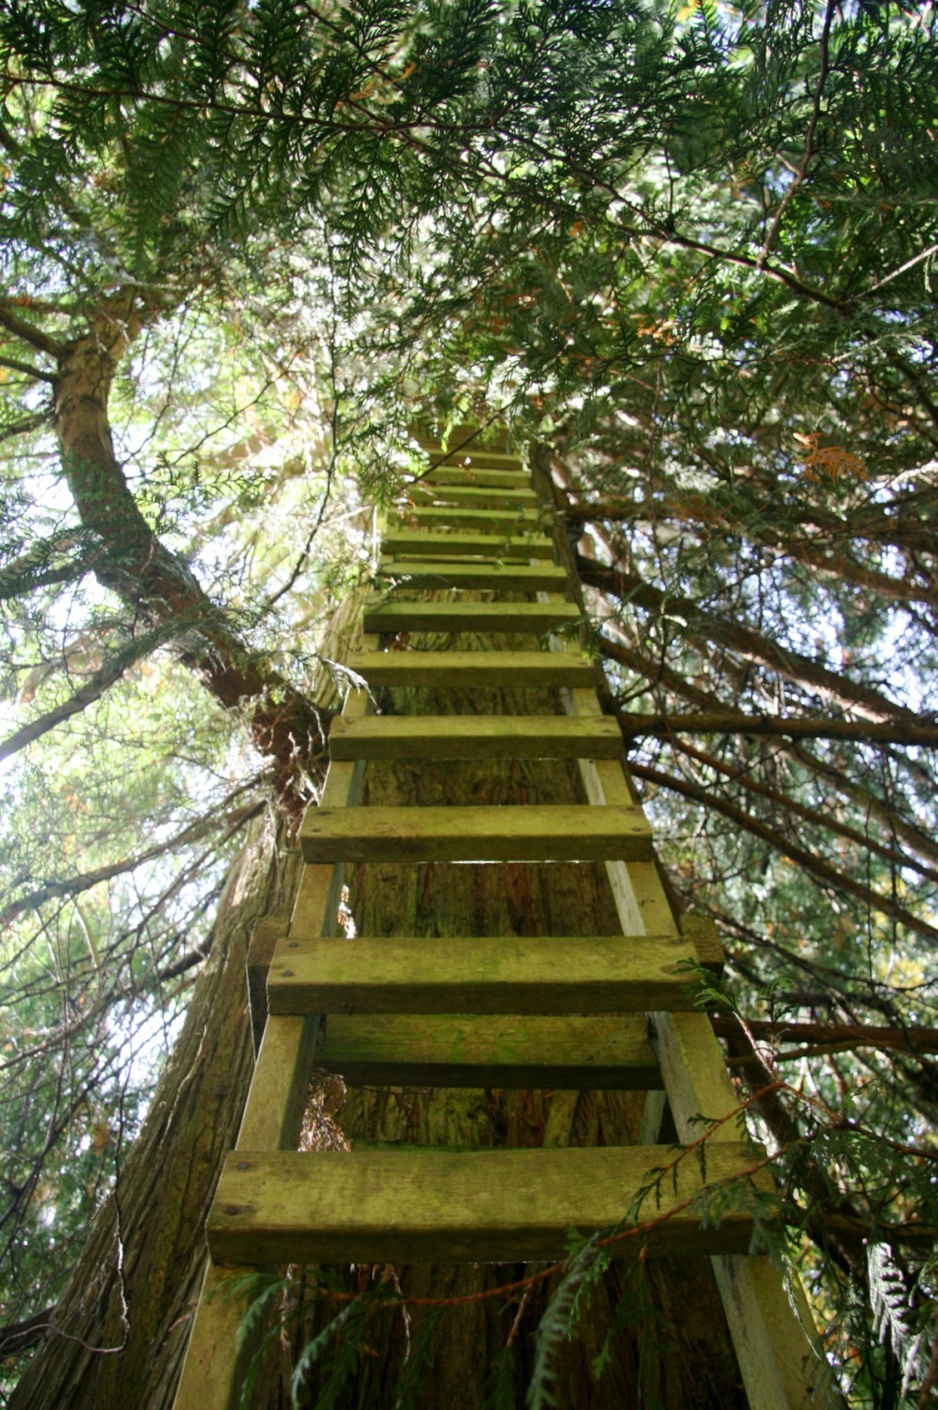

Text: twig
xmin=757 ymin=0 xmax=837 ymax=270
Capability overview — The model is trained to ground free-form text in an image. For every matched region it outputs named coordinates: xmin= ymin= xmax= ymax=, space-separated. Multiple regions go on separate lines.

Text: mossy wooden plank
xmin=378 ymin=559 xmax=567 ymax=591
xmin=300 ymin=803 xmax=653 ymax=863
xmin=362 ymin=600 xmax=579 ymax=634
xmin=404 ymin=507 xmax=542 ymax=531
xmin=346 ymin=650 xmax=594 ymax=687
xmin=424 ymin=466 xmax=533 ymax=489
xmin=315 ymin=1013 xmax=660 ymax=1087
xmin=208 ymin=1144 xmax=773 ymax=1264
xmin=268 ymin=934 xmax=703 ymax=1014
xmin=408 ymin=483 xmax=538 ymax=507
xmin=329 ymin=714 xmax=623 ymax=761
xmin=382 ymin=530 xmax=554 ymax=558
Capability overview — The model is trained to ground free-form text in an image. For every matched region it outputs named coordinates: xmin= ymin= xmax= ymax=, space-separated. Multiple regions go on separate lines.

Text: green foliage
xmin=0 ymin=0 xmax=935 ymax=1402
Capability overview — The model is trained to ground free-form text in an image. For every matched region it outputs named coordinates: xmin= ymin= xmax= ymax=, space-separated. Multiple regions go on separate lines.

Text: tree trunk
xmin=52 ymin=297 xmax=332 ymax=812
xmin=8 ymin=816 xmax=302 ymax=1410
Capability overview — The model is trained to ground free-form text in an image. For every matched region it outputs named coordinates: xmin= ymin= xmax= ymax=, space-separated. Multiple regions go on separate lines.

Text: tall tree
xmin=0 ymin=0 xmax=936 ymax=1403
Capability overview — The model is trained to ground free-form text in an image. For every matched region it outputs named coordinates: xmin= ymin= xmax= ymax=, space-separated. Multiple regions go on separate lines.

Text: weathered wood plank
xmin=403 ymin=507 xmax=542 ymax=530
xmin=362 ymin=600 xmax=579 ymax=634
xmin=408 ymin=483 xmax=539 ymax=507
xmin=315 ymin=1013 xmax=660 ymax=1087
xmin=346 ymin=651 xmax=595 ymax=687
xmin=300 ymin=803 xmax=653 ymax=863
xmin=652 ymin=1009 xmax=837 ymax=1408
xmin=382 ymin=530 xmax=554 ymax=558
xmin=328 ymin=713 xmax=623 ymax=761
xmin=378 ymin=559 xmax=567 ymax=591
xmin=422 ymin=466 xmax=533 ymax=489
xmin=208 ymin=1144 xmax=774 ymax=1264
xmin=268 ymin=933 xmax=706 ymax=1014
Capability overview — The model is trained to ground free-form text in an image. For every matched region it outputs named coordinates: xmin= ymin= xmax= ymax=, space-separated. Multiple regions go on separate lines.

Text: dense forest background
xmin=0 ymin=0 xmax=936 ymax=1404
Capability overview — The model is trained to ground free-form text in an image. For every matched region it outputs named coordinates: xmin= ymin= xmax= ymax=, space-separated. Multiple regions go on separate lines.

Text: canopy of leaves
xmin=0 ymin=0 xmax=936 ymax=1403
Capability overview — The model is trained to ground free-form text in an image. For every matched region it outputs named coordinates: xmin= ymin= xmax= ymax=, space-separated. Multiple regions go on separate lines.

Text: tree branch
xmin=632 ymin=759 xmax=938 ymax=943
xmin=615 ymin=708 xmax=938 ymax=749
xmin=0 ymin=305 xmax=65 ymax=358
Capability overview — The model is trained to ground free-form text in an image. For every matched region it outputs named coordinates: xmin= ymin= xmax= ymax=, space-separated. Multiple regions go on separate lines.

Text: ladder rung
xmin=315 ymin=1013 xmax=660 ymax=1087
xmin=268 ymin=934 xmax=702 ymax=1014
xmin=424 ymin=466 xmax=533 ymax=489
xmin=382 ymin=531 xmax=554 ymax=559
xmin=345 ymin=650 xmax=594 ymax=686
xmin=300 ymin=804 xmax=653 ymax=863
xmin=329 ymin=714 xmax=623 ymax=760
xmin=405 ymin=508 xmax=541 ymax=531
xmin=378 ymin=560 xmax=565 ymax=592
xmin=208 ymin=1144 xmax=773 ymax=1264
xmin=362 ymin=601 xmax=578 ymax=634
xmin=414 ymin=439 xmax=520 ymax=467
xmin=408 ymin=484 xmax=538 ymax=507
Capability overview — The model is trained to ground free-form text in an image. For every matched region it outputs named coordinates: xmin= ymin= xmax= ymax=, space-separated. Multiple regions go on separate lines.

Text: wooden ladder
xmin=175 ymin=430 xmax=838 ymax=1408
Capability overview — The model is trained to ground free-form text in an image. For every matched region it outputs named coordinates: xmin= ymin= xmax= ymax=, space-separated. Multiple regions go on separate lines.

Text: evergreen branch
xmin=632 ymin=760 xmax=938 ymax=944
xmin=0 ymin=785 xmax=264 ymax=932
xmin=0 ymin=628 xmax=171 ymax=766
xmin=615 ymin=708 xmax=938 ymax=749
xmin=0 ymin=352 xmax=56 ymax=382
xmin=585 ymin=555 xmax=919 ymax=724
xmin=0 ymin=306 xmax=65 ymax=358
xmin=756 ymin=0 xmax=838 ymax=270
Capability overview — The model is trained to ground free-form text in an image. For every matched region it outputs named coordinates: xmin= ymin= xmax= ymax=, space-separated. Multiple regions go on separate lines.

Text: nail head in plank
xmin=346 ymin=651 xmax=595 ymax=687
xmin=328 ymin=714 xmax=623 ymax=761
xmin=268 ymin=934 xmax=704 ymax=1014
xmin=315 ymin=1013 xmax=660 ymax=1088
xmin=208 ymin=1144 xmax=774 ymax=1265
xmin=300 ymin=803 xmax=653 ymax=864
xmin=363 ymin=601 xmax=579 ymax=634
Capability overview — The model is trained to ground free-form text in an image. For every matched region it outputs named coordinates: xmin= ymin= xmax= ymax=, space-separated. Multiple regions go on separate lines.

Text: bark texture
xmin=52 ymin=299 xmax=331 ymax=811
xmin=8 ymin=817 xmax=301 ymax=1410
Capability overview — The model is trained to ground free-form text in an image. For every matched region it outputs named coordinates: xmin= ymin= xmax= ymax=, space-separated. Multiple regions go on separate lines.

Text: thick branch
xmin=0 ymin=305 xmax=65 ymax=358
xmin=566 ymin=495 xmax=938 ymax=560
xmin=580 ymin=552 xmax=917 ymax=724
xmin=615 ymin=708 xmax=938 ymax=749
xmin=633 ymin=760 xmax=938 ymax=943
xmin=712 ymin=1017 xmax=938 ymax=1053
xmin=52 ymin=303 xmax=332 ymax=810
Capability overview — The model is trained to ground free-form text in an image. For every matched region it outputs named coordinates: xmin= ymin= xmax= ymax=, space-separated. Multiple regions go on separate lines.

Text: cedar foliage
xmin=0 ymin=0 xmax=935 ymax=1404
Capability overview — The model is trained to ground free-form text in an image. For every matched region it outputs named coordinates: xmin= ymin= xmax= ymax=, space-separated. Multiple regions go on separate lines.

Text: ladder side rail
xmin=529 ymin=443 xmax=841 ymax=1410
xmin=172 ymin=672 xmax=374 ymax=1410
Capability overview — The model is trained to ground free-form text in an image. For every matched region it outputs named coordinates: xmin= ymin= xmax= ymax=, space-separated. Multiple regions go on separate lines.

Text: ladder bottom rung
xmin=208 ymin=1144 xmax=772 ymax=1264
xmin=315 ymin=1014 xmax=660 ymax=1088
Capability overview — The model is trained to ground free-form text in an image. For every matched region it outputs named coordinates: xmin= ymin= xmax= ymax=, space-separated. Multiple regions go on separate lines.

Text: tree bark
xmin=51 ymin=298 xmax=332 ymax=812
xmin=8 ymin=818 xmax=301 ymax=1410
xmin=614 ymin=707 xmax=938 ymax=749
